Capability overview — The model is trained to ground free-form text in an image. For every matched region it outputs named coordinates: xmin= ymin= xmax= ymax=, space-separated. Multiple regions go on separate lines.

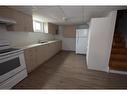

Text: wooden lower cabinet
xmin=36 ymin=44 xmax=49 ymax=66
xmin=24 ymin=41 xmax=62 ymax=73
xmin=24 ymin=47 xmax=37 ymax=73
xmin=48 ymin=43 xmax=56 ymax=58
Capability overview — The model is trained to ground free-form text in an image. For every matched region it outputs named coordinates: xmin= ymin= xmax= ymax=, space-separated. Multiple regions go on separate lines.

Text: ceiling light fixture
xmin=62 ymin=17 xmax=68 ymax=21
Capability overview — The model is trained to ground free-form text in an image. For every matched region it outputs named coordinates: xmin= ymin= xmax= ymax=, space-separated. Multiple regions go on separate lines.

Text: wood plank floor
xmin=13 ymin=51 xmax=127 ymax=89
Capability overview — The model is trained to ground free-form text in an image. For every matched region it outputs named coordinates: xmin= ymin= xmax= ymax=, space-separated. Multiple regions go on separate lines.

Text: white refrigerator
xmin=76 ymin=29 xmax=88 ymax=54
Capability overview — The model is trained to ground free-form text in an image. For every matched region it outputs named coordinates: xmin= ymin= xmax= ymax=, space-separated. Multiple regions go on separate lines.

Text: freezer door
xmin=76 ymin=29 xmax=88 ymax=37
xmin=76 ymin=38 xmax=88 ymax=54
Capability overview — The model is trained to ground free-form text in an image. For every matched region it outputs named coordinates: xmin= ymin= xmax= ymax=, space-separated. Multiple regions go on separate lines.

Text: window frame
xmin=33 ymin=20 xmax=44 ymax=32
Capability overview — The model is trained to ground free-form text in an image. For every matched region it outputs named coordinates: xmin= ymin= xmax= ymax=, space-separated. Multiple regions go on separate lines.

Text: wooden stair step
xmin=113 ymin=39 xmax=124 ymax=43
xmin=113 ymin=42 xmax=125 ymax=46
xmin=114 ymin=36 xmax=124 ymax=39
xmin=111 ymin=48 xmax=127 ymax=54
xmin=114 ymin=35 xmax=122 ymax=38
xmin=110 ymin=54 xmax=127 ymax=61
xmin=109 ymin=32 xmax=127 ymax=71
xmin=112 ymin=41 xmax=125 ymax=46
xmin=114 ymin=32 xmax=122 ymax=36
xmin=112 ymin=44 xmax=125 ymax=48
xmin=109 ymin=60 xmax=127 ymax=71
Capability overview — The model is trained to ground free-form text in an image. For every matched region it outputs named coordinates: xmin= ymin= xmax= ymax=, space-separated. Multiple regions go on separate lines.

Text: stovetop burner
xmin=0 ymin=48 xmax=19 ymax=54
xmin=0 ymin=40 xmax=22 ymax=57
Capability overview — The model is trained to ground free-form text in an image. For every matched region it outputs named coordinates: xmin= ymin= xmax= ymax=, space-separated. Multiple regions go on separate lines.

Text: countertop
xmin=14 ymin=40 xmax=61 ymax=50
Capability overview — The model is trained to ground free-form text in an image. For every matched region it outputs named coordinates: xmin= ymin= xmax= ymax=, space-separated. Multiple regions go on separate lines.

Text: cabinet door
xmin=24 ymin=47 xmax=37 ymax=73
xmin=36 ymin=44 xmax=49 ymax=66
xmin=48 ymin=42 xmax=61 ymax=57
xmin=48 ymin=23 xmax=58 ymax=34
xmin=23 ymin=14 xmax=33 ymax=32
xmin=8 ymin=10 xmax=25 ymax=32
xmin=0 ymin=7 xmax=24 ymax=32
xmin=48 ymin=42 xmax=56 ymax=57
xmin=64 ymin=25 xmax=76 ymax=38
xmin=0 ymin=7 xmax=33 ymax=32
xmin=0 ymin=7 xmax=13 ymax=18
xmin=56 ymin=41 xmax=62 ymax=53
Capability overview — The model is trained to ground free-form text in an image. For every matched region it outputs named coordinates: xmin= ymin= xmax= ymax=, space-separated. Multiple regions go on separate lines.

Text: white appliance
xmin=0 ymin=40 xmax=27 ymax=89
xmin=76 ymin=29 xmax=88 ymax=54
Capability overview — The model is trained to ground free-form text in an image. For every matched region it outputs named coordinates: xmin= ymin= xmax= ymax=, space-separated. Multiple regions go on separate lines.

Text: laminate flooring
xmin=13 ymin=51 xmax=127 ymax=89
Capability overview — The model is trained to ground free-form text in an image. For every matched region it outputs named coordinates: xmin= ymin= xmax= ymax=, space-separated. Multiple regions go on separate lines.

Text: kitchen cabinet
xmin=24 ymin=40 xmax=62 ymax=73
xmin=24 ymin=47 xmax=37 ymax=73
xmin=0 ymin=6 xmax=33 ymax=32
xmin=48 ymin=41 xmax=62 ymax=56
xmin=23 ymin=14 xmax=33 ymax=32
xmin=0 ymin=7 xmax=13 ymax=18
xmin=7 ymin=10 xmax=25 ymax=32
xmin=63 ymin=25 xmax=76 ymax=38
xmin=44 ymin=22 xmax=58 ymax=34
xmin=36 ymin=44 xmax=49 ymax=66
xmin=7 ymin=9 xmax=33 ymax=32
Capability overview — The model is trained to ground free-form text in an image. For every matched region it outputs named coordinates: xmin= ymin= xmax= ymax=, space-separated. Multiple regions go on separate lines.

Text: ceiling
xmin=10 ymin=6 xmax=127 ymax=25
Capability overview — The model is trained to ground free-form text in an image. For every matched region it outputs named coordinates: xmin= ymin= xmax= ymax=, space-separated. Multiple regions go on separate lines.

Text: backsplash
xmin=0 ymin=25 xmax=55 ymax=47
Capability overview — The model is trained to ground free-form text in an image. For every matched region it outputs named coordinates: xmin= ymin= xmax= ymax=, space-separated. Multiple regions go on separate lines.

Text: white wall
xmin=0 ymin=25 xmax=54 ymax=47
xmin=86 ymin=11 xmax=117 ymax=72
xmin=55 ymin=26 xmax=76 ymax=51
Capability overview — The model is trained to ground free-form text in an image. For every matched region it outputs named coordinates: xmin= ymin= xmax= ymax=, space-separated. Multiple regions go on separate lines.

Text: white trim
xmin=109 ymin=69 xmax=127 ymax=75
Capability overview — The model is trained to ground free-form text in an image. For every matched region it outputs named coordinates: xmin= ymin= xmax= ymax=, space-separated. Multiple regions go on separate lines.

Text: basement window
xmin=33 ymin=20 xmax=44 ymax=32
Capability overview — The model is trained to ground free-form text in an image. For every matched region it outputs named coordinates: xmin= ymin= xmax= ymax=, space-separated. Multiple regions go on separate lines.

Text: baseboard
xmin=109 ymin=69 xmax=127 ymax=75
xmin=62 ymin=50 xmax=75 ymax=52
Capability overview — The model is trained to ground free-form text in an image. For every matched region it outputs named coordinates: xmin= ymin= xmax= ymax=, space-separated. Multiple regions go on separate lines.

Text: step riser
xmin=113 ymin=43 xmax=125 ymax=45
xmin=109 ymin=67 xmax=127 ymax=71
xmin=111 ymin=52 xmax=127 ymax=55
xmin=112 ymin=44 xmax=125 ymax=48
xmin=112 ymin=46 xmax=125 ymax=48
xmin=110 ymin=55 xmax=127 ymax=61
xmin=113 ymin=41 xmax=125 ymax=44
xmin=111 ymin=49 xmax=127 ymax=54
xmin=109 ymin=61 xmax=127 ymax=71
xmin=114 ymin=38 xmax=124 ymax=41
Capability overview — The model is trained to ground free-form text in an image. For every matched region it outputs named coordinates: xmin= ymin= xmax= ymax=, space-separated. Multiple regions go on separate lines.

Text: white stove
xmin=0 ymin=40 xmax=27 ymax=89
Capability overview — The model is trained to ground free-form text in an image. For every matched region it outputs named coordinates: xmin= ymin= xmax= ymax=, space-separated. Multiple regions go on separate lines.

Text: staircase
xmin=109 ymin=32 xmax=127 ymax=71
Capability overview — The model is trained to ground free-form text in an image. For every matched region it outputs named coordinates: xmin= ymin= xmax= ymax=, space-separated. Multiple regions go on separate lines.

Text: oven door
xmin=0 ymin=52 xmax=26 ymax=83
